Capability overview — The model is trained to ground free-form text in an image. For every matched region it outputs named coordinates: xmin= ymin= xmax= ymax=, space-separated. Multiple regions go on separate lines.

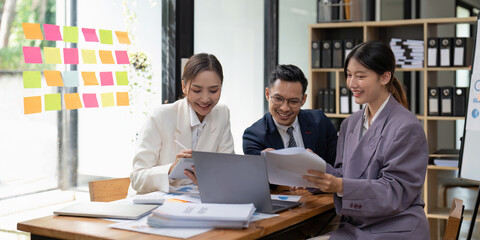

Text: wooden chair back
xmin=88 ymin=177 xmax=131 ymax=202
xmin=443 ymin=198 xmax=464 ymax=240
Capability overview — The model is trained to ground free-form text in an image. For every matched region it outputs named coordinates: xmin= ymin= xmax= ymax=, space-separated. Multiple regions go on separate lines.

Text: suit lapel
xmin=174 ymin=99 xmax=192 ymax=152
xmin=344 ymin=98 xmax=395 ymax=179
xmin=266 ymin=113 xmax=285 ymax=149
xmin=298 ymin=111 xmax=315 ymax=150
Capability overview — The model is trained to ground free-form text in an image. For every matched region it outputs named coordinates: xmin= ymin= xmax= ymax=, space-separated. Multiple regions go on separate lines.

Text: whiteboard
xmin=459 ymin=15 xmax=480 ymax=183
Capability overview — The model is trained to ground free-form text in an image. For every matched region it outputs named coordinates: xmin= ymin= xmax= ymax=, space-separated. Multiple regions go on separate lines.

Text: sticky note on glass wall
xmin=116 ymin=92 xmax=129 ymax=106
xmin=100 ymin=72 xmax=114 ymax=86
xmin=44 ymin=70 xmax=64 ymax=86
xmin=43 ymin=24 xmax=62 ymax=41
xmin=81 ymin=49 xmax=97 ymax=64
xmin=115 ymin=31 xmax=131 ymax=44
xmin=64 ymin=93 xmax=83 ymax=110
xmin=62 ymin=71 xmax=79 ymax=87
xmin=22 ymin=23 xmax=43 ymax=40
xmin=115 ymin=50 xmax=130 ymax=64
xmin=63 ymin=48 xmax=79 ymax=64
xmin=44 ymin=93 xmax=61 ymax=111
xmin=44 ymin=47 xmax=62 ymax=64
xmin=99 ymin=50 xmax=115 ymax=64
xmin=81 ymin=72 xmax=99 ymax=85
xmin=23 ymin=71 xmax=41 ymax=88
xmin=63 ymin=26 xmax=78 ymax=43
xmin=81 ymin=28 xmax=99 ymax=42
xmin=23 ymin=46 xmax=43 ymax=64
xmin=24 ymin=96 xmax=42 ymax=114
xmin=115 ymin=71 xmax=129 ymax=85
xmin=83 ymin=93 xmax=99 ymax=108
xmin=99 ymin=29 xmax=113 ymax=44
xmin=101 ymin=93 xmax=114 ymax=107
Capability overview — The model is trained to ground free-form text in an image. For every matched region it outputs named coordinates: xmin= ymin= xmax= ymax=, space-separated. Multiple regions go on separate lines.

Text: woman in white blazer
xmin=131 ymin=53 xmax=234 ymax=194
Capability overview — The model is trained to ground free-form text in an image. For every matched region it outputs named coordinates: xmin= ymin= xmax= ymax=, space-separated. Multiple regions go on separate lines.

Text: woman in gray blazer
xmin=304 ymin=41 xmax=429 ymax=239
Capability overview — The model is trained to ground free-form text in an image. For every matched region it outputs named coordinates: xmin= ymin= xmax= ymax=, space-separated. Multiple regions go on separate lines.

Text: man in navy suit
xmin=243 ymin=64 xmax=337 ymax=166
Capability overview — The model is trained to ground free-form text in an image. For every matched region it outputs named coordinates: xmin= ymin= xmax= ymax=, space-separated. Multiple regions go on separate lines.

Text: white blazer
xmin=130 ymin=98 xmax=235 ymax=193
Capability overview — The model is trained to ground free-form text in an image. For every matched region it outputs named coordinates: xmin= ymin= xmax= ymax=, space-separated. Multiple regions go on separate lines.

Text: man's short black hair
xmin=268 ymin=64 xmax=308 ymax=94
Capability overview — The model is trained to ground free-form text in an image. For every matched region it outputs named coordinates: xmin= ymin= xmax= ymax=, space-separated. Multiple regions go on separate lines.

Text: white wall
xmin=194 ymin=0 xmax=264 ymax=154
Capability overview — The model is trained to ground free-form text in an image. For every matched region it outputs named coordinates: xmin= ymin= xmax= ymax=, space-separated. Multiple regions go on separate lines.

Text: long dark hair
xmin=344 ymin=41 xmax=408 ymax=109
xmin=182 ymin=53 xmax=223 ymax=84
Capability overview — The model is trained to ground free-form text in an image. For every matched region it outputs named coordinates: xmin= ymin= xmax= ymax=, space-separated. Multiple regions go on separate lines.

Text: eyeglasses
xmin=270 ymin=95 xmax=302 ymax=108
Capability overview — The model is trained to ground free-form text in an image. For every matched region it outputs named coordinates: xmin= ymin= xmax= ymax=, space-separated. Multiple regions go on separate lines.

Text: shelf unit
xmin=308 ymin=17 xmax=477 ymax=239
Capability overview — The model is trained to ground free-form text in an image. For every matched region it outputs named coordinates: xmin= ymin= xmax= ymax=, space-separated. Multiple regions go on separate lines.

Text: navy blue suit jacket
xmin=242 ymin=109 xmax=338 ymax=166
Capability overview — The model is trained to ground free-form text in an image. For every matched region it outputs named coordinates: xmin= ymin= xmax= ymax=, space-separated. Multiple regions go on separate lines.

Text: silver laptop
xmin=193 ymin=151 xmax=301 ymax=214
xmin=53 ymin=202 xmax=158 ymax=220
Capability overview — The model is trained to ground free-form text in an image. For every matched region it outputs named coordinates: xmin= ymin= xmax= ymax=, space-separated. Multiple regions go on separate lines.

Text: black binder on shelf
xmin=453 ymin=87 xmax=467 ymax=116
xmin=439 ymin=37 xmax=453 ymax=67
xmin=440 ymin=87 xmax=453 ymax=116
xmin=339 ymin=87 xmax=350 ymax=114
xmin=328 ymin=88 xmax=335 ymax=113
xmin=312 ymin=41 xmax=321 ymax=68
xmin=344 ymin=40 xmax=355 ymax=59
xmin=317 ymin=89 xmax=325 ymax=111
xmin=332 ymin=40 xmax=343 ymax=68
xmin=453 ymin=38 xmax=466 ymax=67
xmin=331 ymin=0 xmax=340 ymax=21
xmin=428 ymin=87 xmax=440 ymax=116
xmin=427 ymin=38 xmax=439 ymax=67
xmin=323 ymin=88 xmax=330 ymax=113
xmin=321 ymin=40 xmax=332 ymax=68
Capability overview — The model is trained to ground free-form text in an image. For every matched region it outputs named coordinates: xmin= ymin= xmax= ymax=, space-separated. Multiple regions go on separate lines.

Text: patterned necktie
xmin=287 ymin=126 xmax=297 ymax=148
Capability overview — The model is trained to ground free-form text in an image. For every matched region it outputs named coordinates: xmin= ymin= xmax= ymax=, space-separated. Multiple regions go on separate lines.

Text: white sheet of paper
xmin=264 ymin=147 xmax=326 ymax=188
xmin=271 ymin=194 xmax=302 ymax=202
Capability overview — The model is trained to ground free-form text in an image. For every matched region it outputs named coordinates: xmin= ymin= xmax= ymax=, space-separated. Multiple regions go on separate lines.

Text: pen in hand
xmin=175 ymin=140 xmax=188 ymax=150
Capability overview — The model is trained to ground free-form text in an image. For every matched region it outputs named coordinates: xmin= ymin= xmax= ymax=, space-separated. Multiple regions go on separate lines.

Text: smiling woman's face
xmin=183 ymin=70 xmax=222 ymax=122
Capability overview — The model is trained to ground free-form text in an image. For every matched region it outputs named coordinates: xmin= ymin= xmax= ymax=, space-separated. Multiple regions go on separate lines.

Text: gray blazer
xmin=326 ymin=97 xmax=430 ymax=240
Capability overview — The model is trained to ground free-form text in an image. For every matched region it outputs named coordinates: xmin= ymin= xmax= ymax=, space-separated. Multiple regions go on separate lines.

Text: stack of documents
xmin=390 ymin=38 xmax=424 ymax=68
xmin=147 ymin=202 xmax=255 ymax=229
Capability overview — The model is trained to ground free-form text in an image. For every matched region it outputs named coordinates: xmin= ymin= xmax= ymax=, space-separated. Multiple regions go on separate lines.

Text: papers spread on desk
xmin=263 ymin=147 xmax=326 ymax=188
xmin=271 ymin=194 xmax=302 ymax=202
xmin=147 ymin=202 xmax=255 ymax=229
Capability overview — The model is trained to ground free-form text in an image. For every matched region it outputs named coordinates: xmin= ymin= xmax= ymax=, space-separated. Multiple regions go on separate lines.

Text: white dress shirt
xmin=362 ymin=94 xmax=391 ymax=137
xmin=189 ymin=105 xmax=207 ymax=150
xmin=273 ymin=117 xmax=305 ymax=148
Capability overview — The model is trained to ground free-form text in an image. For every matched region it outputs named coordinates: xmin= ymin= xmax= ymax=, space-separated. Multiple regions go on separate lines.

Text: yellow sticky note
xmin=116 ymin=92 xmax=130 ymax=106
xmin=115 ymin=31 xmax=131 ymax=44
xmin=64 ymin=93 xmax=83 ymax=110
xmin=24 ymin=96 xmax=42 ymax=114
xmin=44 ymin=70 xmax=64 ymax=86
xmin=101 ymin=93 xmax=114 ymax=107
xmin=81 ymin=49 xmax=97 ymax=64
xmin=81 ymin=72 xmax=99 ymax=85
xmin=22 ymin=23 xmax=44 ymax=40
xmin=98 ymin=50 xmax=115 ymax=64
xmin=44 ymin=47 xmax=62 ymax=64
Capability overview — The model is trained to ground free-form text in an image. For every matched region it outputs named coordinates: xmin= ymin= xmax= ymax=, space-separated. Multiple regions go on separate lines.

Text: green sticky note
xmin=115 ymin=71 xmax=129 ymax=85
xmin=23 ymin=71 xmax=41 ymax=88
xmin=99 ymin=29 xmax=113 ymax=44
xmin=45 ymin=93 xmax=62 ymax=111
xmin=63 ymin=26 xmax=78 ymax=43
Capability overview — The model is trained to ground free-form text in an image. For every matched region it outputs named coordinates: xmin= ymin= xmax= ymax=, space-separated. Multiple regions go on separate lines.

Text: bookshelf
xmin=308 ymin=17 xmax=477 ymax=239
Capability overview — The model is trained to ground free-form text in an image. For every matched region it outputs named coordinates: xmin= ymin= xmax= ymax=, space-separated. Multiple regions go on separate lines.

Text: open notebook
xmin=54 ymin=202 xmax=159 ymax=220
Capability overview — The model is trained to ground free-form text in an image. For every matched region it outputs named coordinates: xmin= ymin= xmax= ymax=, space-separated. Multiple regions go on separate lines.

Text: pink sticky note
xmin=99 ymin=72 xmax=114 ymax=86
xmin=63 ymin=48 xmax=79 ymax=64
xmin=23 ymin=46 xmax=43 ymax=63
xmin=44 ymin=24 xmax=63 ymax=41
xmin=82 ymin=93 xmax=99 ymax=108
xmin=82 ymin=28 xmax=99 ymax=42
xmin=115 ymin=50 xmax=130 ymax=64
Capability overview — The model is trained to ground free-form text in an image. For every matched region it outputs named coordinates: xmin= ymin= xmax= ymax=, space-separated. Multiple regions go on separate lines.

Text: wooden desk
xmin=17 ymin=190 xmax=334 ymax=240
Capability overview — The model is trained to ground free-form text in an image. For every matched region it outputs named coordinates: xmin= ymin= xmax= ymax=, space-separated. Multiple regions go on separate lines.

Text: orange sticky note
xmin=64 ymin=93 xmax=83 ymax=110
xmin=81 ymin=72 xmax=99 ymax=85
xmin=115 ymin=31 xmax=131 ymax=44
xmin=22 ymin=23 xmax=44 ymax=40
xmin=44 ymin=70 xmax=64 ymax=86
xmin=24 ymin=96 xmax=42 ymax=114
xmin=99 ymin=50 xmax=115 ymax=64
xmin=116 ymin=92 xmax=129 ymax=106
xmin=100 ymin=93 xmax=114 ymax=107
